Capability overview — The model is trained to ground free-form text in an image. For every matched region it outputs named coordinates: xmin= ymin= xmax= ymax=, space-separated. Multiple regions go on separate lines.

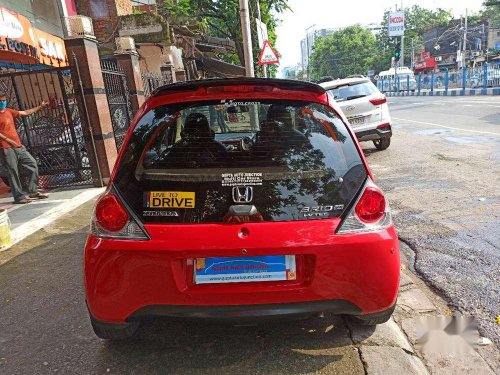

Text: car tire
xmin=90 ymin=315 xmax=139 ymax=340
xmin=373 ymin=138 xmax=391 ymax=150
xmin=347 ymin=304 xmax=395 ymax=326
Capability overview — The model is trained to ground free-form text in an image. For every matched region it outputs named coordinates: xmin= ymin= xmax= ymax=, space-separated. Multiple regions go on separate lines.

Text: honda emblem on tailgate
xmin=232 ymin=186 xmax=253 ymax=203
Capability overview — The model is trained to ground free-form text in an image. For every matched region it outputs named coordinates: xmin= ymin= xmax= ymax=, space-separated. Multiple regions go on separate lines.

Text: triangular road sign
xmin=258 ymin=40 xmax=279 ymax=65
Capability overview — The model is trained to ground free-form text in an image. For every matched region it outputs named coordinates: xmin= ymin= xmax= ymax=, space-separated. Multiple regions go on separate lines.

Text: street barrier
xmin=377 ymin=63 xmax=500 ymax=96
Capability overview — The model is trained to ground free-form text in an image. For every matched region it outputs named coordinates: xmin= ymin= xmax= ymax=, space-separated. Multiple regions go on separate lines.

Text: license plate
xmin=349 ymin=117 xmax=366 ymax=126
xmin=194 ymin=255 xmax=296 ymax=284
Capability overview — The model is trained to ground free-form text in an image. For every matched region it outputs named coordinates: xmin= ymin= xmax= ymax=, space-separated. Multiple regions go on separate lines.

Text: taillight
xmin=369 ymin=97 xmax=387 ymax=106
xmin=355 ymin=187 xmax=386 ymax=223
xmin=337 ymin=178 xmax=392 ymax=234
xmin=95 ymin=194 xmax=128 ymax=232
xmin=91 ymin=191 xmax=149 ymax=240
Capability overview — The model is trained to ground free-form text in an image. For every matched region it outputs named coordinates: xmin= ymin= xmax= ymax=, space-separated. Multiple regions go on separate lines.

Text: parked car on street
xmin=321 ymin=76 xmax=393 ymax=150
xmin=84 ymin=78 xmax=400 ymax=340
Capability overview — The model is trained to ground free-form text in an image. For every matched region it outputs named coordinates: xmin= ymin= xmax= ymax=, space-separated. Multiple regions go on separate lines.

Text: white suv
xmin=320 ymin=77 xmax=392 ymax=150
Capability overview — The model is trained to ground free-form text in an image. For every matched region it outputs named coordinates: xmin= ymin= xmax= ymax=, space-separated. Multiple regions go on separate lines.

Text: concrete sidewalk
xmin=0 ymin=184 xmax=104 ymax=250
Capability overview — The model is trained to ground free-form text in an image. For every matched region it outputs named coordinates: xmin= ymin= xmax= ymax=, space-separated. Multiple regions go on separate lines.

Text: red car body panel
xmin=85 ymin=222 xmax=399 ymax=323
xmin=86 ymin=79 xmax=398 ymax=324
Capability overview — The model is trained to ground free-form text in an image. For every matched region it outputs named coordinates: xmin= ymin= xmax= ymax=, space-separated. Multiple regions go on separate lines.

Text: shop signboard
xmin=388 ymin=11 xmax=405 ymax=37
xmin=0 ymin=7 xmax=67 ymax=67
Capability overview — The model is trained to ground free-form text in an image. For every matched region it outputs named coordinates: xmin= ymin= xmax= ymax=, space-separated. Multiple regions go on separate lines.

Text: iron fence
xmin=0 ymin=66 xmax=93 ymax=188
xmin=141 ymin=71 xmax=168 ymax=98
xmin=377 ymin=62 xmax=500 ymax=95
xmin=100 ymin=59 xmax=132 ymax=150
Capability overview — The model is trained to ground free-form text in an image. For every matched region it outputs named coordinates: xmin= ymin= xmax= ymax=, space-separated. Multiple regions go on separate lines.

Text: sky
xmin=275 ymin=0 xmax=485 ymax=71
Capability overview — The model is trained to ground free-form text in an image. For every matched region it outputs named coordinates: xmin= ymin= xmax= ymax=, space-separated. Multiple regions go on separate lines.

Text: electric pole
xmin=462 ymin=8 xmax=468 ymax=70
xmin=400 ymin=0 xmax=404 ymax=68
xmin=239 ymin=0 xmax=254 ymax=77
xmin=411 ymin=38 xmax=414 ymax=69
xmin=256 ymin=0 xmax=267 ymax=78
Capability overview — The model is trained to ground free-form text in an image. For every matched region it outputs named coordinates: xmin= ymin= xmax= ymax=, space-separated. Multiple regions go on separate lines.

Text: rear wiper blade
xmin=345 ymin=95 xmax=367 ymax=101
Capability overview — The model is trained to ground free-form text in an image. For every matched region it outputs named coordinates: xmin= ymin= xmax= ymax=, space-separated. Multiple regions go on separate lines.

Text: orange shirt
xmin=0 ymin=109 xmax=21 ymax=148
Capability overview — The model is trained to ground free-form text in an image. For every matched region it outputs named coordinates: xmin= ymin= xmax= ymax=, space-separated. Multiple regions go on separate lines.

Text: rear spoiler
xmin=152 ymin=78 xmax=326 ymax=97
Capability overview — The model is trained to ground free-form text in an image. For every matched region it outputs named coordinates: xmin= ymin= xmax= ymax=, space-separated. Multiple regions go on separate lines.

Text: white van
xmin=377 ymin=67 xmax=416 ymax=92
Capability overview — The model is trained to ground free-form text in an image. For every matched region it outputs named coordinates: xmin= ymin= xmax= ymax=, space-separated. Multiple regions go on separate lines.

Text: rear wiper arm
xmin=345 ymin=95 xmax=367 ymax=101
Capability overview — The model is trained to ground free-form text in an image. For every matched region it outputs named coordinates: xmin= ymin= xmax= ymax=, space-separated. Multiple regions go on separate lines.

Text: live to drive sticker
xmin=145 ymin=192 xmax=195 ymax=209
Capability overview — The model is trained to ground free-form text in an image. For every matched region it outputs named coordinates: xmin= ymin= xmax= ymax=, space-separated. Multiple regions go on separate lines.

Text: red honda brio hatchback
xmin=84 ymin=78 xmax=400 ymax=339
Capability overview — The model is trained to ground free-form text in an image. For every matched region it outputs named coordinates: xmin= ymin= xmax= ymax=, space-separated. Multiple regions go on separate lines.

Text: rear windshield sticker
xmin=220 ymin=99 xmax=259 ymax=107
xmin=222 ymin=173 xmax=263 ymax=187
xmin=145 ymin=192 xmax=195 ymax=209
xmin=143 ymin=210 xmax=179 ymax=217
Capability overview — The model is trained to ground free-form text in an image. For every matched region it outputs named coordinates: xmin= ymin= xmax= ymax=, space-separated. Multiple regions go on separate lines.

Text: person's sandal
xmin=29 ymin=192 xmax=49 ymax=199
xmin=14 ymin=198 xmax=31 ymax=204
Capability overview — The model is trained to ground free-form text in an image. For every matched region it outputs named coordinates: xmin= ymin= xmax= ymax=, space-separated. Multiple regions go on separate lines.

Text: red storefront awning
xmin=414 ymin=58 xmax=437 ymax=72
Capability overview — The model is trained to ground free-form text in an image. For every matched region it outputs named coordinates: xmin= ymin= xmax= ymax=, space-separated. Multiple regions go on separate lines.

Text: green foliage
xmin=309 ymin=25 xmax=376 ymax=80
xmin=482 ymin=0 xmax=500 ymax=27
xmin=374 ymin=5 xmax=452 ymax=69
xmin=308 ymin=6 xmax=455 ymax=79
xmin=162 ymin=0 xmax=289 ymax=76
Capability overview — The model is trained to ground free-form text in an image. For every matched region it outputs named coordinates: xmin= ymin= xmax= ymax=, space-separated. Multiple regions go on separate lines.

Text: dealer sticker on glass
xmin=194 ymin=255 xmax=296 ymax=284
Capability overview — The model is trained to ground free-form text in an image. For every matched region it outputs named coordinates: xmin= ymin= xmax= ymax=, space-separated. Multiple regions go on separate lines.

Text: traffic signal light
xmin=394 ymin=44 xmax=401 ymax=62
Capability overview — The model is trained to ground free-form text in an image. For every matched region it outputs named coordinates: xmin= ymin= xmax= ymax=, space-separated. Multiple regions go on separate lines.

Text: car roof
xmin=153 ymin=78 xmax=326 ymax=97
xmin=319 ymin=77 xmax=371 ymax=90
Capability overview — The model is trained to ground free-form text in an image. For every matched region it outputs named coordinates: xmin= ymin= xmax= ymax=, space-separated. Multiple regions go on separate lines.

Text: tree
xmin=309 ymin=25 xmax=376 ymax=80
xmin=373 ymin=5 xmax=452 ymax=71
xmin=162 ymin=0 xmax=289 ymax=76
xmin=482 ymin=0 xmax=500 ymax=27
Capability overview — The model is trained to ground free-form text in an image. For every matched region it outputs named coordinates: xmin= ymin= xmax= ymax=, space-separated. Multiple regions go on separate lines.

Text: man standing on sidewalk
xmin=0 ymin=92 xmax=48 ymax=204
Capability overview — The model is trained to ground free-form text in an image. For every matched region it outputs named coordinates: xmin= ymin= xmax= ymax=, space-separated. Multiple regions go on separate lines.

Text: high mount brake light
xmin=369 ymin=97 xmax=387 ymax=106
xmin=205 ymin=85 xmax=274 ymax=94
xmin=95 ymin=194 xmax=128 ymax=232
xmin=355 ymin=187 xmax=386 ymax=223
xmin=337 ymin=178 xmax=392 ymax=234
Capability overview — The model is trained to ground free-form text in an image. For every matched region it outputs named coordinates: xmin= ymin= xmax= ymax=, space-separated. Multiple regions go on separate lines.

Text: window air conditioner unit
xmin=64 ymin=16 xmax=95 ymax=39
xmin=115 ymin=37 xmax=136 ymax=53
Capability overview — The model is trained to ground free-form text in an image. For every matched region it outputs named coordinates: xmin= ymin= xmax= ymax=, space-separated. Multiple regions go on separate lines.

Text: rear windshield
xmin=327 ymin=81 xmax=378 ymax=102
xmin=114 ymin=99 xmax=366 ymax=223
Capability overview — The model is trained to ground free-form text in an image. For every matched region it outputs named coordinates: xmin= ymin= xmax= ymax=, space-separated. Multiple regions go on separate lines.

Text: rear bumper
xmin=356 ymin=125 xmax=392 ymax=142
xmin=126 ymin=299 xmax=361 ymax=323
xmin=84 ymin=222 xmax=400 ymax=324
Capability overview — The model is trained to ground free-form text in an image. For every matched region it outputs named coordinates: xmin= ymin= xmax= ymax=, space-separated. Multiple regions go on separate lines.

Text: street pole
xmin=462 ymin=8 xmax=467 ymax=70
xmin=239 ymin=0 xmax=254 ymax=77
xmin=411 ymin=38 xmax=414 ymax=70
xmin=255 ymin=0 xmax=267 ymax=78
xmin=400 ymin=0 xmax=404 ymax=68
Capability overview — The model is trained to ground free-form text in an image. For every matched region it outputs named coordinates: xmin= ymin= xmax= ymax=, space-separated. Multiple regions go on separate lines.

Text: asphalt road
xmin=364 ymin=95 xmax=500 ymax=342
xmin=0 ymin=95 xmax=498 ymax=374
xmin=0 ymin=202 xmax=368 ymax=375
